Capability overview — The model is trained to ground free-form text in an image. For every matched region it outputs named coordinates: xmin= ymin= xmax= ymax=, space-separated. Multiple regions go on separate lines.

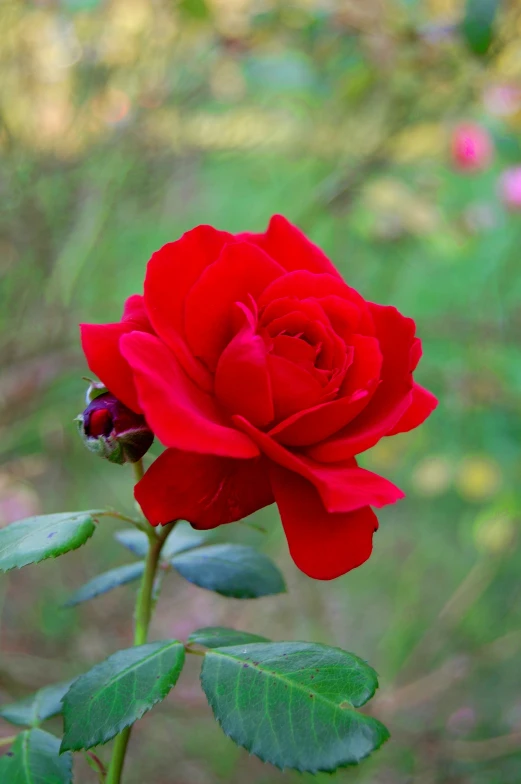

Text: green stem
xmin=132 ymin=459 xmax=145 ymax=484
xmin=105 ymin=460 xmax=173 ymax=784
xmin=0 ymin=735 xmax=16 ymax=748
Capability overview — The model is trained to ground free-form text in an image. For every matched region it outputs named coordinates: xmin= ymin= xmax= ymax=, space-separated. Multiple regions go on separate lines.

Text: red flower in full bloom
xmin=81 ymin=216 xmax=437 ymax=579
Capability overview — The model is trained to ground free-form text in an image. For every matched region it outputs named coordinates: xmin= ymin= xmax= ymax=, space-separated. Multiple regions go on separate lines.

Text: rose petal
xmin=386 ymin=383 xmax=438 ymax=435
xmin=267 ymin=354 xmax=323 ymax=421
xmin=341 ymin=335 xmax=383 ymax=396
xmin=317 ymin=295 xmax=364 ymax=339
xmin=267 ymin=334 xmax=382 ymax=447
xmin=410 ymin=337 xmax=422 ymax=371
xmin=122 ymin=294 xmax=153 ymax=328
xmin=80 ymin=295 xmax=154 ymax=414
xmin=260 ymin=296 xmax=330 ymax=329
xmin=120 ymin=332 xmax=259 ymax=458
xmin=240 ymin=215 xmax=343 ymax=279
xmin=215 ymin=305 xmax=274 ymax=428
xmin=233 ymin=416 xmax=404 ymax=513
xmin=271 ymin=334 xmax=318 ymax=365
xmin=258 ymin=271 xmax=353 ymax=310
xmin=268 ymin=390 xmax=370 ymax=447
xmin=185 ymin=241 xmax=284 ymax=369
xmin=308 ymin=305 xmax=416 ymax=461
xmin=258 ymin=271 xmax=374 ymax=338
xmin=144 ymin=224 xmax=234 ymax=337
xmin=135 ymin=449 xmax=273 ymax=529
xmin=270 ymin=464 xmax=378 ymax=579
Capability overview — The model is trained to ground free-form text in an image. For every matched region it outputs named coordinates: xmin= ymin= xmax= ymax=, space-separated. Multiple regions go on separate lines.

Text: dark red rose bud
xmin=77 ymin=392 xmax=154 ymax=465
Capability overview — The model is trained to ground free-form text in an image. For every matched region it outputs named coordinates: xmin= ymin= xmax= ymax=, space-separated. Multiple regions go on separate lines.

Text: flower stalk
xmin=105 ymin=460 xmax=174 ymax=784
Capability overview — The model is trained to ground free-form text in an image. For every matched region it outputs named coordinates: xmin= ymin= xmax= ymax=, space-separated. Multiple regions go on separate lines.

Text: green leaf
xmin=115 ymin=523 xmax=207 ymax=561
xmin=65 ymin=561 xmax=145 ymax=607
xmin=188 ymin=627 xmax=270 ymax=649
xmin=6 ymin=729 xmax=72 ymax=783
xmin=161 ymin=521 xmax=208 ymax=558
xmin=0 ymin=680 xmax=74 ymax=727
xmin=0 ymin=754 xmax=12 ymax=777
xmin=0 ymin=512 xmax=100 ymax=573
xmin=172 ymin=544 xmax=286 ymax=599
xmin=114 ymin=529 xmax=149 ymax=558
xmin=461 ymin=0 xmax=500 ymax=55
xmin=200 ymin=642 xmax=389 ymax=773
xmin=61 ymin=640 xmax=185 ymax=751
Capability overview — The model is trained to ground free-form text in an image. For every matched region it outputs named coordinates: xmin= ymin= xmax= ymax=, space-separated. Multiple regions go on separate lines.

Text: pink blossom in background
xmin=499 ymin=167 xmax=521 ymax=211
xmin=451 ymin=123 xmax=493 ymax=172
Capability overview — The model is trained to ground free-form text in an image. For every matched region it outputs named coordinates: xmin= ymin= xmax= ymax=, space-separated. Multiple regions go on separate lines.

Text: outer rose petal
xmin=144 ymin=224 xmax=234 ymax=337
xmin=80 ymin=295 xmax=154 ymax=414
xmin=120 ymin=332 xmax=259 ymax=458
xmin=135 ymin=449 xmax=273 ymax=529
xmin=233 ymin=416 xmax=404 ymax=513
xmin=270 ymin=465 xmax=378 ymax=580
xmin=410 ymin=337 xmax=422 ymax=371
xmin=185 ymin=241 xmax=285 ymax=369
xmin=386 ymin=383 xmax=438 ymax=435
xmin=121 ymin=294 xmax=153 ymax=328
xmin=145 ymin=227 xmax=232 ymax=392
xmin=241 ymin=215 xmax=343 ymax=279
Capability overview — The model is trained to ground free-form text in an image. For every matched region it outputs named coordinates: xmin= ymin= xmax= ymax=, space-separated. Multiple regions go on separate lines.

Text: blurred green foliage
xmin=1 ymin=0 xmax=521 ymax=782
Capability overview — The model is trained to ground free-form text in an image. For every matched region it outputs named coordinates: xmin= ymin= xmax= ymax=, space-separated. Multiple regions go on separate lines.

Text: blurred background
xmin=1 ymin=0 xmax=521 ymax=781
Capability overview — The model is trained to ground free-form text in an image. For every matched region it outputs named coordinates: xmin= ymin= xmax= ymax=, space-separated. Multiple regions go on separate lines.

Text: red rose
xmin=81 ymin=216 xmax=437 ymax=579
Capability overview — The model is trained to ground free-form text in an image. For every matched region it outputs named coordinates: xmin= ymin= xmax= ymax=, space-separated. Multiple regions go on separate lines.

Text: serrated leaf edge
xmin=0 ymin=512 xmax=100 ymax=574
xmin=60 ymin=642 xmax=185 ymax=752
xmin=199 ymin=642 xmax=390 ymax=774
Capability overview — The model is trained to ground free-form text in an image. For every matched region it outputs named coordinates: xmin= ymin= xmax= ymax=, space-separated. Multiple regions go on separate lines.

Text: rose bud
xmin=76 ymin=392 xmax=154 ymax=465
xmin=451 ymin=122 xmax=493 ymax=172
xmin=499 ymin=167 xmax=521 ymax=211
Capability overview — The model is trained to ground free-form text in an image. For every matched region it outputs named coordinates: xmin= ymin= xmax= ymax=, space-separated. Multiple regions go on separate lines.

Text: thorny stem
xmin=105 ymin=459 xmax=175 ymax=784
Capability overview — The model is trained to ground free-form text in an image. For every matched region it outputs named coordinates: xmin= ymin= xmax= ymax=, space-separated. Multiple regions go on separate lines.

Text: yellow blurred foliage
xmin=392 ymin=123 xmax=446 ymax=163
xmin=364 ymin=177 xmax=440 ymax=236
xmin=413 ymin=455 xmax=453 ymax=496
xmin=427 ymin=0 xmax=462 ymax=19
xmin=456 ymin=456 xmax=503 ymax=502
xmin=474 ymin=508 xmax=517 ymax=555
